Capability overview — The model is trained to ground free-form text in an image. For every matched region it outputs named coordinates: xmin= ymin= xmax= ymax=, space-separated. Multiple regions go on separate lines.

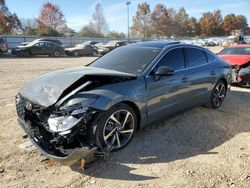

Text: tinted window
xmin=186 ymin=48 xmax=207 ymax=67
xmin=205 ymin=51 xmax=216 ymax=62
xmin=157 ymin=48 xmax=185 ymax=71
xmin=90 ymin=46 xmax=161 ymax=74
xmin=46 ymin=43 xmax=55 ymax=48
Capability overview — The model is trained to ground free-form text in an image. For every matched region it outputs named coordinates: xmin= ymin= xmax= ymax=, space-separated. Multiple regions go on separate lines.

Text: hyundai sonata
xmin=16 ymin=41 xmax=231 ymax=165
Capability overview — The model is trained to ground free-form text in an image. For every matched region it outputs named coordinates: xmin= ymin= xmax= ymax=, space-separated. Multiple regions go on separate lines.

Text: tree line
xmin=0 ymin=0 xmax=249 ymax=38
xmin=131 ymin=2 xmax=249 ymax=38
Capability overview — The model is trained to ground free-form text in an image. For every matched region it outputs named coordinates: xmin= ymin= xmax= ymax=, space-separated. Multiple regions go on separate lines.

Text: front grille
xmin=15 ymin=95 xmax=25 ymax=118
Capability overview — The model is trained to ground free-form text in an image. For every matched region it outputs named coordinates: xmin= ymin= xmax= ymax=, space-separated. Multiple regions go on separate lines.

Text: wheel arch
xmin=119 ymin=101 xmax=141 ymax=131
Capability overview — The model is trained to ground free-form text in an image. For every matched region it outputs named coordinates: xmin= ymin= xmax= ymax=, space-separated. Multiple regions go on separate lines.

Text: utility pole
xmin=126 ymin=1 xmax=131 ymax=42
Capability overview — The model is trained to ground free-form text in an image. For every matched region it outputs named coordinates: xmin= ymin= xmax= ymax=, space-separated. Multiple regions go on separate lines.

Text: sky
xmin=5 ymin=0 xmax=250 ymax=33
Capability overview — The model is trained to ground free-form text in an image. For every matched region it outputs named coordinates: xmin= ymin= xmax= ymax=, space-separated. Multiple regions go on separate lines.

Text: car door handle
xmin=182 ymin=76 xmax=189 ymax=83
xmin=210 ymin=71 xmax=217 ymax=75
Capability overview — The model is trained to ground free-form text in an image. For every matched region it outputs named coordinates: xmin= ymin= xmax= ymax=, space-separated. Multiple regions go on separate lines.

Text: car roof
xmin=227 ymin=45 xmax=250 ymax=48
xmin=129 ymin=41 xmax=180 ymax=49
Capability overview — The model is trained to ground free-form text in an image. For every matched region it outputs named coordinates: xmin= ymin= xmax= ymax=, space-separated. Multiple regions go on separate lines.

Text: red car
xmin=218 ymin=45 xmax=250 ymax=86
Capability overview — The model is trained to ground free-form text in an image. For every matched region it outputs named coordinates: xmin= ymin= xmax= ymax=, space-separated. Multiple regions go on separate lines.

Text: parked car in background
xmin=20 ymin=38 xmax=63 ymax=46
xmin=97 ymin=40 xmax=126 ymax=55
xmin=82 ymin=41 xmax=99 ymax=46
xmin=65 ymin=44 xmax=98 ymax=57
xmin=12 ymin=41 xmax=64 ymax=57
xmin=16 ymin=41 xmax=231 ymax=165
xmin=0 ymin=37 xmax=8 ymax=55
xmin=218 ymin=45 xmax=250 ymax=86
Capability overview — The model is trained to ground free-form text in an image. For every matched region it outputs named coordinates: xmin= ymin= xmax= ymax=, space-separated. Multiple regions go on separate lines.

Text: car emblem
xmin=25 ymin=101 xmax=32 ymax=111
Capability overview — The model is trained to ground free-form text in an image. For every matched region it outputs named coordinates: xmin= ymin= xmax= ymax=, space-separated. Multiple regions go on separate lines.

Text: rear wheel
xmin=92 ymin=51 xmax=97 ymax=57
xmin=94 ymin=103 xmax=137 ymax=151
xmin=206 ymin=80 xmax=227 ymax=109
xmin=53 ymin=50 xmax=60 ymax=57
xmin=73 ymin=51 xmax=79 ymax=57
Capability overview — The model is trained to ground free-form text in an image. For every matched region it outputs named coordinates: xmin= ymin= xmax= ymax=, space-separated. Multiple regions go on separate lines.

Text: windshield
xmin=76 ymin=44 xmax=85 ymax=48
xmin=90 ymin=46 xmax=161 ymax=75
xmin=219 ymin=47 xmax=250 ymax=55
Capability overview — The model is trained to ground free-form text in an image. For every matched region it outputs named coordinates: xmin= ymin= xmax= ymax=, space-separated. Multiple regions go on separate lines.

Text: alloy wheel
xmin=212 ymin=82 xmax=226 ymax=108
xmin=103 ymin=109 xmax=135 ymax=149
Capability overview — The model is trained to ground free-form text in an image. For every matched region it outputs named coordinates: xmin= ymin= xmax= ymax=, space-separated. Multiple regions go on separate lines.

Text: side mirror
xmin=154 ymin=66 xmax=174 ymax=80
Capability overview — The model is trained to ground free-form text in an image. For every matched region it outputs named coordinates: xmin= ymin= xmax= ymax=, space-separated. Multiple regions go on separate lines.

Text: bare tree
xmin=0 ymin=0 xmax=22 ymax=34
xmin=92 ymin=3 xmax=108 ymax=35
xmin=131 ymin=2 xmax=151 ymax=38
xmin=150 ymin=4 xmax=170 ymax=38
xmin=37 ymin=2 xmax=66 ymax=31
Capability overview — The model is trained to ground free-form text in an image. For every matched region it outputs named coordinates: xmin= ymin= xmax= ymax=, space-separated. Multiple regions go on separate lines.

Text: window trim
xmin=146 ymin=45 xmax=217 ymax=78
xmin=146 ymin=47 xmax=187 ymax=77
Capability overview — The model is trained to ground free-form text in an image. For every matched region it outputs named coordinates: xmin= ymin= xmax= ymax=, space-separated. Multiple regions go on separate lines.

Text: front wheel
xmin=94 ymin=103 xmax=137 ymax=151
xmin=206 ymin=80 xmax=227 ymax=109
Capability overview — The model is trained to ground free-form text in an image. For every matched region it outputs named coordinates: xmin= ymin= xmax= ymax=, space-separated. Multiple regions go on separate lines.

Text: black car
xmin=21 ymin=38 xmax=63 ymax=46
xmin=12 ymin=41 xmax=64 ymax=57
xmin=65 ymin=44 xmax=98 ymax=57
xmin=16 ymin=41 xmax=231 ymax=166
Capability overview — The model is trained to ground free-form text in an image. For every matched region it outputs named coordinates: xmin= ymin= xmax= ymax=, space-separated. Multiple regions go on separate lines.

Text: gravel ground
xmin=0 ymin=47 xmax=249 ymax=188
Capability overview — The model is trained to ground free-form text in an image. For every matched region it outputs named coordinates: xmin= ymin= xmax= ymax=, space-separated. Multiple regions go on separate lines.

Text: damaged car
xmin=16 ymin=41 xmax=231 ymax=166
xmin=218 ymin=45 xmax=250 ymax=86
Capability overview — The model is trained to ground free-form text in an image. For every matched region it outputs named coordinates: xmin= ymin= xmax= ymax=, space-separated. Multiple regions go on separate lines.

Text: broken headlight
xmin=48 ymin=98 xmax=97 ymax=133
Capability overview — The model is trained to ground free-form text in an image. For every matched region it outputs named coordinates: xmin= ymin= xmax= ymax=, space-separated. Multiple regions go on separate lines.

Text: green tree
xmin=106 ymin=31 xmax=126 ymax=38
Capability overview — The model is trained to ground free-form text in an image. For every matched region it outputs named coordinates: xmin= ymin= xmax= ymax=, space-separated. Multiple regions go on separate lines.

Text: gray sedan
xmin=16 ymin=41 xmax=231 ymax=165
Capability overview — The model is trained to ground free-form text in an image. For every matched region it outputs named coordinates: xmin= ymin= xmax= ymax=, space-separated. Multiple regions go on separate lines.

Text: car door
xmin=145 ymin=47 xmax=193 ymax=122
xmin=30 ymin=42 xmax=42 ymax=55
xmin=84 ymin=45 xmax=92 ymax=55
xmin=43 ymin=42 xmax=54 ymax=55
xmin=183 ymin=47 xmax=217 ymax=106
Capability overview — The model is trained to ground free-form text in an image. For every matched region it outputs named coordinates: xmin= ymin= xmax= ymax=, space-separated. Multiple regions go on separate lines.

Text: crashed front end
xmin=231 ymin=62 xmax=250 ymax=86
xmin=15 ymin=93 xmax=98 ymax=165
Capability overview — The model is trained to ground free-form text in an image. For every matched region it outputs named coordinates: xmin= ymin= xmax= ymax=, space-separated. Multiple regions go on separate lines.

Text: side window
xmin=157 ymin=48 xmax=185 ymax=71
xmin=39 ymin=42 xmax=45 ymax=47
xmin=186 ymin=48 xmax=207 ymax=67
xmin=205 ymin=51 xmax=216 ymax=62
xmin=46 ymin=43 xmax=54 ymax=48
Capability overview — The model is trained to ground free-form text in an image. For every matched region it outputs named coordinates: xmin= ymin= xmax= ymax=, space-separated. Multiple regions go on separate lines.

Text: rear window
xmin=218 ymin=48 xmax=250 ymax=55
xmin=186 ymin=48 xmax=207 ymax=67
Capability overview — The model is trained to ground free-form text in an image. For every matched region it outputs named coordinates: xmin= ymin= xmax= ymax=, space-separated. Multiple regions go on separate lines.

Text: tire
xmin=73 ymin=51 xmax=79 ymax=57
xmin=205 ymin=80 xmax=227 ymax=109
xmin=94 ymin=103 xmax=137 ymax=151
xmin=0 ymin=50 xmax=2 ymax=56
xmin=53 ymin=50 xmax=60 ymax=57
xmin=92 ymin=51 xmax=97 ymax=57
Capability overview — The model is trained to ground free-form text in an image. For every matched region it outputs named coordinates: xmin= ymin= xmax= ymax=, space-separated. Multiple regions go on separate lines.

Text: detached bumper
xmin=18 ymin=118 xmax=97 ymax=165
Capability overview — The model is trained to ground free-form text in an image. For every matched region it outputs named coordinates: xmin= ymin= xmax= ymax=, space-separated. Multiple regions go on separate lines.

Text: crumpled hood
xmin=219 ymin=55 xmax=250 ymax=66
xmin=20 ymin=66 xmax=136 ymax=107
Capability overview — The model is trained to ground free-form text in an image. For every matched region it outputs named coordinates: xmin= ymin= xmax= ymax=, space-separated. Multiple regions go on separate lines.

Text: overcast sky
xmin=5 ymin=0 xmax=250 ymax=33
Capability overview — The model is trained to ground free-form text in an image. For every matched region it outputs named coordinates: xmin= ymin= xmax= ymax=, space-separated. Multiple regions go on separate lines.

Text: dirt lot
xmin=0 ymin=47 xmax=250 ymax=188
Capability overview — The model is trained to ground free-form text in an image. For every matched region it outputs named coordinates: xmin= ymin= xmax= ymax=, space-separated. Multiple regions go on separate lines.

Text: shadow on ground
xmin=69 ymin=88 xmax=250 ymax=181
